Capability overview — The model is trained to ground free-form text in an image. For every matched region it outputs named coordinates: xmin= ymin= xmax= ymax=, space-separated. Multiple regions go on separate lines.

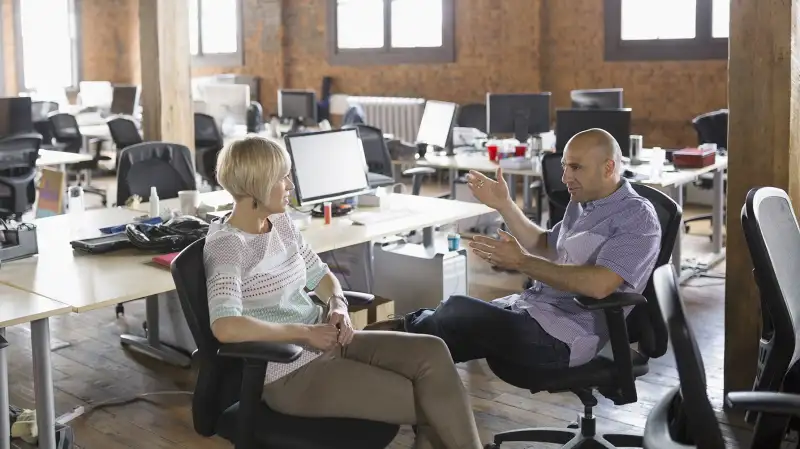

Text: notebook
xmin=152 ymin=252 xmax=179 ymax=268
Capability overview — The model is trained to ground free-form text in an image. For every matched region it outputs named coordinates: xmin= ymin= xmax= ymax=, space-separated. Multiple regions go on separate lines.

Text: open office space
xmin=0 ymin=0 xmax=797 ymax=448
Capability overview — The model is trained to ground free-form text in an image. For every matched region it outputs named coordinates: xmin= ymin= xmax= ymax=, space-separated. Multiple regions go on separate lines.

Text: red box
xmin=671 ymin=148 xmax=716 ymax=169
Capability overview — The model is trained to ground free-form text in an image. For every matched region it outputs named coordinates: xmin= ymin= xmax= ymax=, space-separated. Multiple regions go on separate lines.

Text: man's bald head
xmin=560 ymin=128 xmax=624 ymax=202
xmin=564 ymin=128 xmax=623 ymax=178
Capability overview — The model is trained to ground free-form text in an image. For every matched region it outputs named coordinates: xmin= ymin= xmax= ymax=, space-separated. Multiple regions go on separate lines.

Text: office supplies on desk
xmin=672 ymin=147 xmax=716 ymax=168
xmin=152 ymin=252 xmax=179 ymax=268
xmin=99 ymin=216 xmax=162 ymax=234
xmin=0 ymin=221 xmax=38 ymax=261
xmin=70 ymin=233 xmax=133 ymax=254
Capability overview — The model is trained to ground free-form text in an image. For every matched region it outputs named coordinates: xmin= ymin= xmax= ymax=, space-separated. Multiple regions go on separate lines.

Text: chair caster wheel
xmin=568 ymin=421 xmax=579 ymax=429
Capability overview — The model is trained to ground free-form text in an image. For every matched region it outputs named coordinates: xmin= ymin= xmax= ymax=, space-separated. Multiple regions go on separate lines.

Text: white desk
xmin=37 ymin=149 xmax=94 ymax=169
xmin=0 ymin=285 xmax=73 ymax=449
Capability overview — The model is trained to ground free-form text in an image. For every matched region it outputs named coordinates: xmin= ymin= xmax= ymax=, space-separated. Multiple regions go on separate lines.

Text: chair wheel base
xmin=488 ymin=420 xmax=643 ymax=448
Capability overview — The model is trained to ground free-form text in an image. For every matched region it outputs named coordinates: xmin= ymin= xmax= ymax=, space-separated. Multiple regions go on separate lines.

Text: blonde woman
xmin=203 ymin=136 xmax=483 ymax=449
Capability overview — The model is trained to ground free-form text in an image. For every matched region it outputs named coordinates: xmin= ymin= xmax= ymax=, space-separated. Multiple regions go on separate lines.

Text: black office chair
xmin=646 ymin=262 xmax=800 ymax=449
xmin=0 ymin=133 xmax=42 ymax=219
xmin=48 ymin=112 xmax=110 ymax=205
xmin=317 ymin=76 xmax=333 ymax=122
xmin=116 ymin=141 xmax=196 ymax=206
xmin=194 ymin=113 xmax=224 ymax=190
xmin=342 ymin=105 xmax=366 ymax=126
xmin=247 ymin=101 xmax=265 ymax=133
xmin=107 ymin=117 xmax=143 ymax=168
xmin=684 ymin=109 xmax=728 ymax=235
xmin=484 ymin=183 xmax=681 ymax=449
xmin=541 ymin=151 xmax=570 ymax=228
xmin=736 ymin=186 xmax=800 ymax=447
xmin=456 ymin=103 xmax=487 ymax=133
xmin=169 ymin=238 xmax=400 ymax=449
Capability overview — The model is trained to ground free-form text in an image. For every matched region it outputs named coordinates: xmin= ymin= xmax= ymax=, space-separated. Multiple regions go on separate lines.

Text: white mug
xmin=178 ymin=190 xmax=201 ymax=216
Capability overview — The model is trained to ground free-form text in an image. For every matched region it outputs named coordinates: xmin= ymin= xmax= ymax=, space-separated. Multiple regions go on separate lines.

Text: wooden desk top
xmin=38 ymin=149 xmax=94 ymax=167
xmin=0 ymin=283 xmax=72 ymax=328
xmin=629 ymin=156 xmax=728 ymax=188
xmin=2 ymin=195 xmax=491 ymax=313
xmin=0 ymin=207 xmax=176 ymax=313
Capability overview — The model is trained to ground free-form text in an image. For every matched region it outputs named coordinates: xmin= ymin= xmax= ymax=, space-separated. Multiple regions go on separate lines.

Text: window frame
xmin=604 ymin=0 xmax=728 ymax=61
xmin=327 ymin=0 xmax=455 ymax=66
xmin=13 ymin=0 xmax=82 ymax=92
xmin=190 ymin=0 xmax=244 ymax=68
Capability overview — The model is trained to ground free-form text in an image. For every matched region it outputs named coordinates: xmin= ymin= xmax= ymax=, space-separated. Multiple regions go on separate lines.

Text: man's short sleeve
xmin=546 ymin=221 xmax=562 ymax=253
xmin=595 ymin=201 xmax=662 ymax=292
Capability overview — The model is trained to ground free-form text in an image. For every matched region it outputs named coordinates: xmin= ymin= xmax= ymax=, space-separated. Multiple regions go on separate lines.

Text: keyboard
xmin=349 ymin=209 xmax=410 ymax=225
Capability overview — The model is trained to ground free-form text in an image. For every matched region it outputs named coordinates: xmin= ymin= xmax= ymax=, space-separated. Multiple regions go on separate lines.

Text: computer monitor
xmin=486 ymin=92 xmax=551 ymax=142
xmin=570 ymin=88 xmax=624 ymax=110
xmin=0 ymin=97 xmax=33 ymax=139
xmin=555 ymin=108 xmax=632 ymax=156
xmin=284 ymin=128 xmax=371 ymax=206
xmin=196 ymin=83 xmax=250 ymax=132
xmin=110 ymin=85 xmax=140 ymax=115
xmin=416 ymin=100 xmax=457 ymax=150
xmin=278 ymin=89 xmax=318 ymax=125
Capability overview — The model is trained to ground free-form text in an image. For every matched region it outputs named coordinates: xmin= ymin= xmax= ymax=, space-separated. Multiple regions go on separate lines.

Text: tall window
xmin=605 ymin=0 xmax=729 ymax=61
xmin=16 ymin=0 xmax=79 ymax=92
xmin=188 ymin=0 xmax=243 ymax=66
xmin=328 ymin=0 xmax=455 ymax=65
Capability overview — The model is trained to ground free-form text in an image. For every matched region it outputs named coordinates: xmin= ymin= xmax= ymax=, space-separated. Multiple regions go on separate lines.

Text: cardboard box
xmin=348 ymin=297 xmax=395 ymax=330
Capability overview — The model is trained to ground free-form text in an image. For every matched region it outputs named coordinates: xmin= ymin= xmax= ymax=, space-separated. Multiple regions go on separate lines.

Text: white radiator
xmin=346 ymin=96 xmax=426 ymax=143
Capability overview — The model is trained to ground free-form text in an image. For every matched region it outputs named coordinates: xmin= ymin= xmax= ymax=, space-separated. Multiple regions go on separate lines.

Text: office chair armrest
xmin=726 ymin=391 xmax=800 ymax=416
xmin=217 ymin=341 xmax=303 ymax=364
xmin=307 ymin=291 xmax=375 ymax=306
xmin=402 ymin=167 xmax=436 ymax=176
xmin=573 ymin=292 xmax=647 ymax=310
xmin=643 ymin=386 xmax=691 ymax=449
xmin=0 ymin=334 xmax=7 ymax=350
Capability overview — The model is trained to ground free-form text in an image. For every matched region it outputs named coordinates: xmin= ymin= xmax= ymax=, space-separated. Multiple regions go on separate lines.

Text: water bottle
xmin=68 ymin=186 xmax=85 ymax=216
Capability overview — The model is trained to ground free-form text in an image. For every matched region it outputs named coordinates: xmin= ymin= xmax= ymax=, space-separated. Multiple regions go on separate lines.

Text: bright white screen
xmin=288 ymin=129 xmax=370 ymax=204
xmin=416 ymin=100 xmax=456 ymax=148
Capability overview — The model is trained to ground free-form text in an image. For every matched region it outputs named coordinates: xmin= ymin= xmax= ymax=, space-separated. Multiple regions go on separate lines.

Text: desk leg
xmin=670 ymin=185 xmax=684 ymax=277
xmin=0 ymin=328 xmax=8 ymax=449
xmin=31 ymin=319 xmax=56 ymax=449
xmin=120 ymin=295 xmax=191 ymax=368
xmin=449 ymin=168 xmax=457 ymax=199
xmin=422 ymin=226 xmax=434 ymax=248
xmin=507 ymin=174 xmax=517 ymax=202
xmin=522 ymin=175 xmax=533 ymax=212
xmin=712 ymin=168 xmax=725 ymax=254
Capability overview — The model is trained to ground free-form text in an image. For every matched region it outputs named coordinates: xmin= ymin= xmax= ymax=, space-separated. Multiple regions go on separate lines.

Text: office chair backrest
xmin=48 ymin=112 xmax=81 ymax=141
xmin=692 ymin=109 xmax=728 ymax=151
xmin=116 ymin=141 xmax=196 ymax=206
xmin=650 ymin=264 xmax=726 ymax=449
xmin=194 ymin=113 xmax=224 ymax=148
xmin=342 ymin=104 xmax=366 ymax=126
xmin=344 ymin=124 xmax=393 ymax=178
xmin=540 ymin=152 xmax=570 ymax=227
xmin=171 ymin=237 xmax=243 ymax=436
xmin=107 ymin=117 xmax=143 ymax=150
xmin=247 ymin=101 xmax=265 ymax=133
xmin=628 ymin=183 xmax=681 ymax=358
xmin=743 ymin=186 xmax=800 ymax=446
xmin=456 ymin=103 xmax=487 ymax=133
xmin=0 ymin=132 xmax=42 ymax=217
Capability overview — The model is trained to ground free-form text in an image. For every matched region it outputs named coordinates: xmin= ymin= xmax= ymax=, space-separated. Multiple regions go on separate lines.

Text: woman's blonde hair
xmin=215 ymin=136 xmax=291 ymax=206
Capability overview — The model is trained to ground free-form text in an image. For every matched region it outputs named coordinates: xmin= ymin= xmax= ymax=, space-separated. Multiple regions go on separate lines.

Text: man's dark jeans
xmin=403 ymin=295 xmax=571 ymax=370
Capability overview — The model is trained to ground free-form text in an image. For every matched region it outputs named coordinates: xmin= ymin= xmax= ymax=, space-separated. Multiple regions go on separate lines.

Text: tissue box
xmin=672 ymin=148 xmax=716 ymax=169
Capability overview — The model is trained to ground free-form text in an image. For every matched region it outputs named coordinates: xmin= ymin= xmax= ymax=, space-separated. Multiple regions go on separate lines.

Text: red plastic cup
xmin=487 ymin=145 xmax=499 ymax=161
xmin=515 ymin=145 xmax=527 ymax=157
xmin=323 ymin=202 xmax=332 ymax=224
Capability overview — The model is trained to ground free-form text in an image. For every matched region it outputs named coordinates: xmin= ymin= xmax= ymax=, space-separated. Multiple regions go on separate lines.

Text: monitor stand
xmin=287 ymin=118 xmax=304 ymax=134
xmin=513 ymin=114 xmax=530 ymax=143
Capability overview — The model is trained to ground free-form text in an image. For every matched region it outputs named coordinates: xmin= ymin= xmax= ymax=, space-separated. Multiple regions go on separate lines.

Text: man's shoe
xmin=364 ymin=317 xmax=405 ymax=332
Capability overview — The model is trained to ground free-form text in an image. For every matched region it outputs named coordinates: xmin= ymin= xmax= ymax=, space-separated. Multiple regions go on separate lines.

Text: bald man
xmin=366 ymin=129 xmax=661 ymax=371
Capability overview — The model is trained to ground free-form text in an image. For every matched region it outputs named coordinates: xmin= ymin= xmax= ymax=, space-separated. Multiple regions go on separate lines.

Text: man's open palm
xmin=465 ymin=168 xmax=510 ymax=211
